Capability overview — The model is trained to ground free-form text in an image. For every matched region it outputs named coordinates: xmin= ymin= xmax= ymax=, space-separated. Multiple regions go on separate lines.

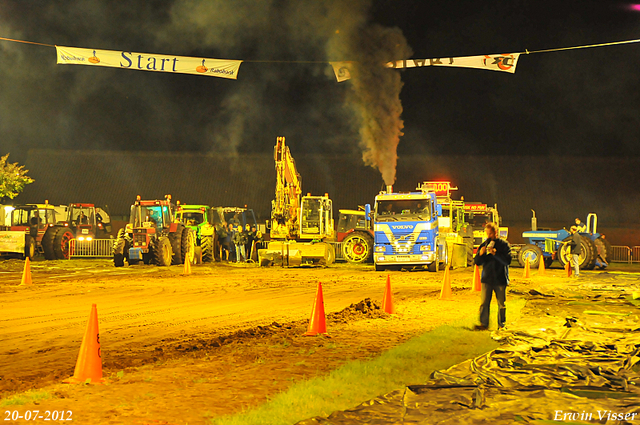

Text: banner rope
xmin=1 ymin=34 xmax=640 ymax=61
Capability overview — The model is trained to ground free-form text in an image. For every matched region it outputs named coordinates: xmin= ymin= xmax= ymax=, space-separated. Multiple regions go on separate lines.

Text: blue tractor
xmin=519 ymin=212 xmax=611 ymax=270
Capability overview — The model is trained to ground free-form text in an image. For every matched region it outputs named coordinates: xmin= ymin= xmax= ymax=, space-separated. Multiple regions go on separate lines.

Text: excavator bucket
xmin=259 ymin=241 xmax=333 ymax=267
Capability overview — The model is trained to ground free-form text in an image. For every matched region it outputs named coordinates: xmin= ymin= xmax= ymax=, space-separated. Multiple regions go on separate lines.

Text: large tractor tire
xmin=517 ymin=244 xmax=543 ymax=269
xmin=53 ymin=227 xmax=74 ymax=260
xmin=544 ymin=256 xmax=554 ymax=269
xmin=342 ymin=232 xmax=373 ymax=263
xmin=152 ymin=236 xmax=173 ymax=266
xmin=593 ymin=236 xmax=612 ymax=267
xmin=169 ymin=224 xmax=184 ymax=265
xmin=24 ymin=235 xmax=36 ymax=260
xmin=326 ymin=243 xmax=335 ymax=266
xmin=213 ymin=232 xmax=222 ymax=262
xmin=201 ymin=235 xmax=214 ymax=263
xmin=558 ymin=236 xmax=597 ymax=270
xmin=113 ymin=228 xmax=129 ymax=267
xmin=41 ymin=227 xmax=57 ymax=260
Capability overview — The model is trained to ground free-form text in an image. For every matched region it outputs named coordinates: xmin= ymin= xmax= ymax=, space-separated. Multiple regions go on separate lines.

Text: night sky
xmin=1 ymin=0 xmax=640 ymax=176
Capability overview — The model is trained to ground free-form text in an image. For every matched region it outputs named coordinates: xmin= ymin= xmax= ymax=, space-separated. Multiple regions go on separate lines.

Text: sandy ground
xmin=0 ymin=258 xmax=635 ymax=424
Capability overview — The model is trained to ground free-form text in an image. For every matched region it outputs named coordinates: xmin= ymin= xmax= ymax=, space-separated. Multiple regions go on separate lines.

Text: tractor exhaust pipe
xmin=531 ymin=209 xmax=537 ymax=231
xmin=386 ymin=185 xmax=393 ymax=193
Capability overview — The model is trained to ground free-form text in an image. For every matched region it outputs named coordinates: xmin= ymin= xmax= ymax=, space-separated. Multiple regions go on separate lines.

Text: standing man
xmin=473 ymin=222 xmax=512 ymax=331
xmin=569 ymin=226 xmax=582 ymax=277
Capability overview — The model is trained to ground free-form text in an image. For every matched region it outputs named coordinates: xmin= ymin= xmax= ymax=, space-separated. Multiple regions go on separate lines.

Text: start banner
xmin=56 ymin=46 xmax=242 ymax=80
xmin=386 ymin=53 xmax=521 ymax=74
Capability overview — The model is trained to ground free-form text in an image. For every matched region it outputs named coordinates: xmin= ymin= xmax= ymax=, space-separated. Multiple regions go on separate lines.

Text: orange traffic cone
xmin=439 ymin=264 xmax=453 ymax=300
xmin=382 ymin=275 xmax=395 ymax=314
xmin=304 ymin=282 xmax=327 ymax=336
xmin=565 ymin=261 xmax=572 ymax=277
xmin=183 ymin=256 xmax=191 ymax=274
xmin=64 ymin=304 xmax=104 ymax=384
xmin=522 ymin=258 xmax=531 ymax=278
xmin=471 ymin=265 xmax=481 ymax=292
xmin=538 ymin=257 xmax=546 ymax=276
xmin=20 ymin=257 xmax=32 ymax=286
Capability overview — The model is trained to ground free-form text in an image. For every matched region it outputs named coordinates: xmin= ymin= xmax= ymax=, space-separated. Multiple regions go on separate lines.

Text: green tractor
xmin=175 ymin=203 xmax=219 ymax=263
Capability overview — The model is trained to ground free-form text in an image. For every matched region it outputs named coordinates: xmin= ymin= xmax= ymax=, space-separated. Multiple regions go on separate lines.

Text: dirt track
xmin=1 ymin=258 xmax=635 ymax=424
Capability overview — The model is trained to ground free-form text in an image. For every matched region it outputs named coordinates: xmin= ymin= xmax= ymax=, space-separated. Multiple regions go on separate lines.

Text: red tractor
xmin=1 ymin=202 xmax=73 ymax=260
xmin=59 ymin=203 xmax=112 ymax=240
xmin=113 ymin=195 xmax=194 ymax=267
xmin=336 ymin=208 xmax=374 ymax=263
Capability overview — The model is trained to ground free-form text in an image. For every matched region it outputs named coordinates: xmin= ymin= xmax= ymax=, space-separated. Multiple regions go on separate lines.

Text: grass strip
xmin=211 ymin=298 xmax=526 ymax=425
xmin=0 ymin=390 xmax=52 ymax=407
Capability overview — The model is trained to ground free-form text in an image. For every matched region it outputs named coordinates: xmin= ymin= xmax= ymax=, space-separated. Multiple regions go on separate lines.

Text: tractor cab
xmin=61 ymin=203 xmax=111 ymax=240
xmin=10 ymin=203 xmax=58 ymax=238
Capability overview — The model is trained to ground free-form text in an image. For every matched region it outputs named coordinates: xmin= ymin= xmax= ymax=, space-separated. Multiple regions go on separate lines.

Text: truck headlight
xmin=375 ymin=246 xmax=385 ymax=252
xmin=420 ymin=244 xmax=431 ymax=251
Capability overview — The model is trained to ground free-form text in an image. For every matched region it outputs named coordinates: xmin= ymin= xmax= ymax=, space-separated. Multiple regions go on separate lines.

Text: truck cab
xmin=373 ymin=189 xmax=444 ymax=272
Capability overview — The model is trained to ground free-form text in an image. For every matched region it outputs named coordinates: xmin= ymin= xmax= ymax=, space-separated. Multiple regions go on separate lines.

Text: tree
xmin=0 ymin=154 xmax=35 ymax=202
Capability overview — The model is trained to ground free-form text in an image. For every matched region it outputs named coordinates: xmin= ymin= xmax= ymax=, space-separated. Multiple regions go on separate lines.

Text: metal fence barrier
xmin=69 ymin=239 xmax=115 ymax=258
xmin=610 ymin=246 xmax=632 ymax=264
xmin=633 ymin=246 xmax=640 ymax=263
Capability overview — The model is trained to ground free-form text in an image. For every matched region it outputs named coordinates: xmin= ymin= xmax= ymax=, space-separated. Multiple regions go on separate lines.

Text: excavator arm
xmin=271 ymin=137 xmax=302 ymax=239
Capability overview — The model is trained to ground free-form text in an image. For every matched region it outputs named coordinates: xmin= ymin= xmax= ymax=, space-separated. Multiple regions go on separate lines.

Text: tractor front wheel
xmin=153 ymin=236 xmax=173 ymax=266
xmin=169 ymin=225 xmax=184 ymax=265
xmin=113 ymin=228 xmax=130 ymax=267
xmin=24 ymin=235 xmax=36 ymax=260
xmin=42 ymin=227 xmax=57 ymax=260
xmin=518 ymin=244 xmax=542 ymax=269
xmin=201 ymin=235 xmax=214 ymax=263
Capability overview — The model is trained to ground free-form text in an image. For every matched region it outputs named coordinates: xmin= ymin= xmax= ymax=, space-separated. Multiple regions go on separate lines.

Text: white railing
xmin=633 ymin=246 xmax=640 ymax=263
xmin=610 ymin=246 xmax=632 ymax=264
xmin=69 ymin=239 xmax=114 ymax=258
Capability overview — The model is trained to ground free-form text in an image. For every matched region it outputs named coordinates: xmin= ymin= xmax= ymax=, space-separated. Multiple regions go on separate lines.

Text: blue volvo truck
xmin=372 ymin=185 xmax=445 ymax=272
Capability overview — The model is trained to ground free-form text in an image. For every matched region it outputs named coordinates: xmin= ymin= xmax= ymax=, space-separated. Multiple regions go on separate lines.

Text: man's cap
xmin=570 ymin=226 xmax=578 ymax=232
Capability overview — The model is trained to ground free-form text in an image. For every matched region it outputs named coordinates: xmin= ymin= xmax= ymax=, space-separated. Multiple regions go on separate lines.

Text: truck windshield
xmin=465 ymin=212 xmax=491 ymax=228
xmin=375 ymin=200 xmax=431 ymax=221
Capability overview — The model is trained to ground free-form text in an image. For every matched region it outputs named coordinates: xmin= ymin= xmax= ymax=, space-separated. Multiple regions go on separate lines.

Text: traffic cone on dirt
xmin=565 ymin=261 xmax=572 ymax=277
xmin=522 ymin=258 xmax=531 ymax=278
xmin=471 ymin=265 xmax=481 ymax=292
xmin=183 ymin=257 xmax=191 ymax=275
xmin=538 ymin=257 xmax=546 ymax=276
xmin=64 ymin=304 xmax=104 ymax=384
xmin=382 ymin=275 xmax=395 ymax=314
xmin=304 ymin=282 xmax=327 ymax=336
xmin=439 ymin=264 xmax=453 ymax=300
xmin=19 ymin=257 xmax=32 ymax=286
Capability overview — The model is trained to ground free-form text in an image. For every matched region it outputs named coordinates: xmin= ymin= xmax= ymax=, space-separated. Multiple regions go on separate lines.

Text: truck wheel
xmin=113 ymin=228 xmax=128 ymax=267
xmin=24 ymin=235 xmax=36 ymax=260
xmin=53 ymin=227 xmax=74 ymax=260
xmin=517 ymin=244 xmax=542 ymax=268
xmin=463 ymin=235 xmax=474 ymax=266
xmin=201 ymin=235 xmax=214 ymax=263
xmin=342 ymin=232 xmax=373 ymax=263
xmin=42 ymin=227 xmax=57 ymax=260
xmin=544 ymin=257 xmax=553 ymax=269
xmin=153 ymin=236 xmax=172 ymax=266
xmin=169 ymin=224 xmax=184 ymax=265
xmin=428 ymin=261 xmax=437 ymax=272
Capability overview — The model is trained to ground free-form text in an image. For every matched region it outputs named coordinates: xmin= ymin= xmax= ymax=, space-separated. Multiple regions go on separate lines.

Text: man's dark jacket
xmin=473 ymin=238 xmax=512 ymax=286
xmin=569 ymin=233 xmax=582 ymax=256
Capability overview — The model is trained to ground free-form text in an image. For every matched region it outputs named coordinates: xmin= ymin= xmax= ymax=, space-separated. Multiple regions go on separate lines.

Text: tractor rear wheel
xmin=153 ymin=236 xmax=172 ymax=266
xmin=42 ymin=227 xmax=57 ymax=260
xmin=169 ymin=224 xmax=184 ymax=265
xmin=558 ymin=236 xmax=597 ymax=270
xmin=201 ymin=235 xmax=214 ymax=263
xmin=113 ymin=228 xmax=129 ymax=267
xmin=518 ymin=244 xmax=542 ymax=269
xmin=594 ymin=237 xmax=611 ymax=268
xmin=342 ymin=232 xmax=373 ymax=263
xmin=53 ymin=227 xmax=74 ymax=260
xmin=24 ymin=235 xmax=36 ymax=260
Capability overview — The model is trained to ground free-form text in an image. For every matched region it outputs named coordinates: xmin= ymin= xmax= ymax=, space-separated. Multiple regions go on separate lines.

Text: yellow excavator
xmin=259 ymin=136 xmax=335 ymax=266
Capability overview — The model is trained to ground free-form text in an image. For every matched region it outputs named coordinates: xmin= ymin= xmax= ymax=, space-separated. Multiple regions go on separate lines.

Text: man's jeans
xmin=235 ymin=244 xmax=246 ymax=262
xmin=479 ymin=283 xmax=507 ymax=328
xmin=571 ymin=254 xmax=580 ymax=276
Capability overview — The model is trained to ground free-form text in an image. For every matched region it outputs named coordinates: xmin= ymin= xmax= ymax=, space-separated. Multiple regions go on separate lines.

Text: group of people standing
xmin=217 ymin=222 xmax=262 ymax=263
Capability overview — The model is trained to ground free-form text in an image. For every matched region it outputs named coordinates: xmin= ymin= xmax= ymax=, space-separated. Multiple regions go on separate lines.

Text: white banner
xmin=56 ymin=46 xmax=242 ymax=80
xmin=386 ymin=53 xmax=521 ymax=74
xmin=0 ymin=231 xmax=25 ymax=254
